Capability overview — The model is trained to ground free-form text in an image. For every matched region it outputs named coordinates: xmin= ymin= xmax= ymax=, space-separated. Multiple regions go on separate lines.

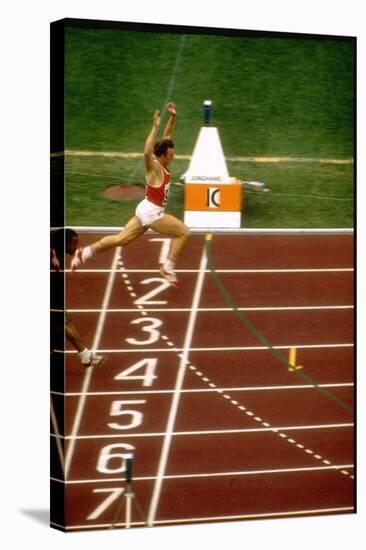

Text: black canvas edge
xmin=352 ymin=36 xmax=357 ymax=515
xmin=50 ymin=19 xmax=66 ymax=532
xmin=52 ymin=17 xmax=356 ymax=42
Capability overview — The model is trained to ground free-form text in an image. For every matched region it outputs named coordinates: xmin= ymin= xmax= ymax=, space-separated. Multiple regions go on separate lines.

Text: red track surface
xmin=51 ymin=231 xmax=355 ymax=531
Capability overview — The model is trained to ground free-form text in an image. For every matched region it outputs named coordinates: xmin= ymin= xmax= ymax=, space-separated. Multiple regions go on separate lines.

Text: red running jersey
xmin=145 ymin=161 xmax=170 ymax=207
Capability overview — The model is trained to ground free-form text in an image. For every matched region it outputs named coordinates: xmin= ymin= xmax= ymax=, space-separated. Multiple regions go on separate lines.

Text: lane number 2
xmin=134 ymin=278 xmax=170 ymax=306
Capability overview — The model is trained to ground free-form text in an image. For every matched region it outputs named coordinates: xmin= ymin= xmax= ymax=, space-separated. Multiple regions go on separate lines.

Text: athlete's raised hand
xmin=166 ymin=102 xmax=176 ymax=116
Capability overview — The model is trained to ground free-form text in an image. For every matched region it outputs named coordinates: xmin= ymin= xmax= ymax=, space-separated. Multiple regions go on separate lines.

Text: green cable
xmin=205 ymin=235 xmax=353 ymax=415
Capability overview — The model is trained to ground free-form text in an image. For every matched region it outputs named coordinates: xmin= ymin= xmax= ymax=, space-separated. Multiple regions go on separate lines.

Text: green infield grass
xmin=62 ymin=25 xmax=355 ymax=228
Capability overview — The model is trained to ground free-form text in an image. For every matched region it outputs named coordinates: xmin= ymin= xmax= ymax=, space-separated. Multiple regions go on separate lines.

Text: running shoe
xmin=71 ymin=248 xmax=83 ymax=271
xmin=160 ymin=266 xmax=179 ymax=287
xmin=84 ymin=353 xmax=106 ymax=368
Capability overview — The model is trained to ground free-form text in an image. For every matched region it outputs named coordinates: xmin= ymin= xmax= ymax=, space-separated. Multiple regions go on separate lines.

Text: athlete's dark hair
xmin=65 ymin=228 xmax=78 ymax=245
xmin=51 ymin=228 xmax=78 ymax=253
xmin=154 ymin=138 xmax=174 ymax=157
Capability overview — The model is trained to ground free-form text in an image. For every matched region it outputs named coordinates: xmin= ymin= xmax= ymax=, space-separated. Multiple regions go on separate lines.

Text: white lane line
xmin=143 ymin=506 xmax=356 ymax=525
xmin=53 ymin=506 xmax=354 ymax=530
xmin=64 ymin=248 xmax=121 ymax=478
xmin=54 ymin=463 xmax=355 ymax=484
xmin=65 ymin=227 xmax=353 ymax=236
xmin=65 ymin=267 xmax=354 ymax=273
xmin=52 ymin=422 xmax=353 ymax=440
xmin=50 ymin=397 xmax=65 ymax=474
xmin=147 ymin=240 xmax=208 ymax=526
xmin=62 ymin=149 xmax=354 ymax=164
xmin=60 ymin=343 xmax=354 ymax=354
xmin=53 ymin=382 xmax=354 ymax=397
xmin=64 ymin=305 xmax=354 ymax=313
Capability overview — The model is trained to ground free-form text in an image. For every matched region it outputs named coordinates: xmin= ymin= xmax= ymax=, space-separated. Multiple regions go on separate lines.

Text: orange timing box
xmin=185 ymin=180 xmax=242 ymax=211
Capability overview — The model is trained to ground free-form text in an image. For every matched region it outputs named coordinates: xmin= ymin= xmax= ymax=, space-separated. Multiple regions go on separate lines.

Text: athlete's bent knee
xmin=181 ymin=225 xmax=191 ymax=239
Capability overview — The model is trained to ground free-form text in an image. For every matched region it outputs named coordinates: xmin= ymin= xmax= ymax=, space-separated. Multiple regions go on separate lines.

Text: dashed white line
xmin=154 ymin=321 xmax=354 ymax=480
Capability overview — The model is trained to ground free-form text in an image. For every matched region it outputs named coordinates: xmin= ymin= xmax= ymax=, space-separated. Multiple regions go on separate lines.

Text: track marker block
xmin=288 ymin=347 xmax=303 ymax=372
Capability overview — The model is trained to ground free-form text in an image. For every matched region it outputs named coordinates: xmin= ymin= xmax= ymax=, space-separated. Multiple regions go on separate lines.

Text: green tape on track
xmin=205 ymin=236 xmax=353 ymax=415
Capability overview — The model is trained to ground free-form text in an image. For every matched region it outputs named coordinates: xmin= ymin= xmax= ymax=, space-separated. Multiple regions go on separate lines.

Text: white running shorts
xmin=135 ymin=198 xmax=165 ymax=226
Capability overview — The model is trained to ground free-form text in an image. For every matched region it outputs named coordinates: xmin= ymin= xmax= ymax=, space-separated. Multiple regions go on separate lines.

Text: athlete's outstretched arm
xmin=163 ymin=102 xmax=176 ymax=138
xmin=144 ymin=109 xmax=160 ymax=172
